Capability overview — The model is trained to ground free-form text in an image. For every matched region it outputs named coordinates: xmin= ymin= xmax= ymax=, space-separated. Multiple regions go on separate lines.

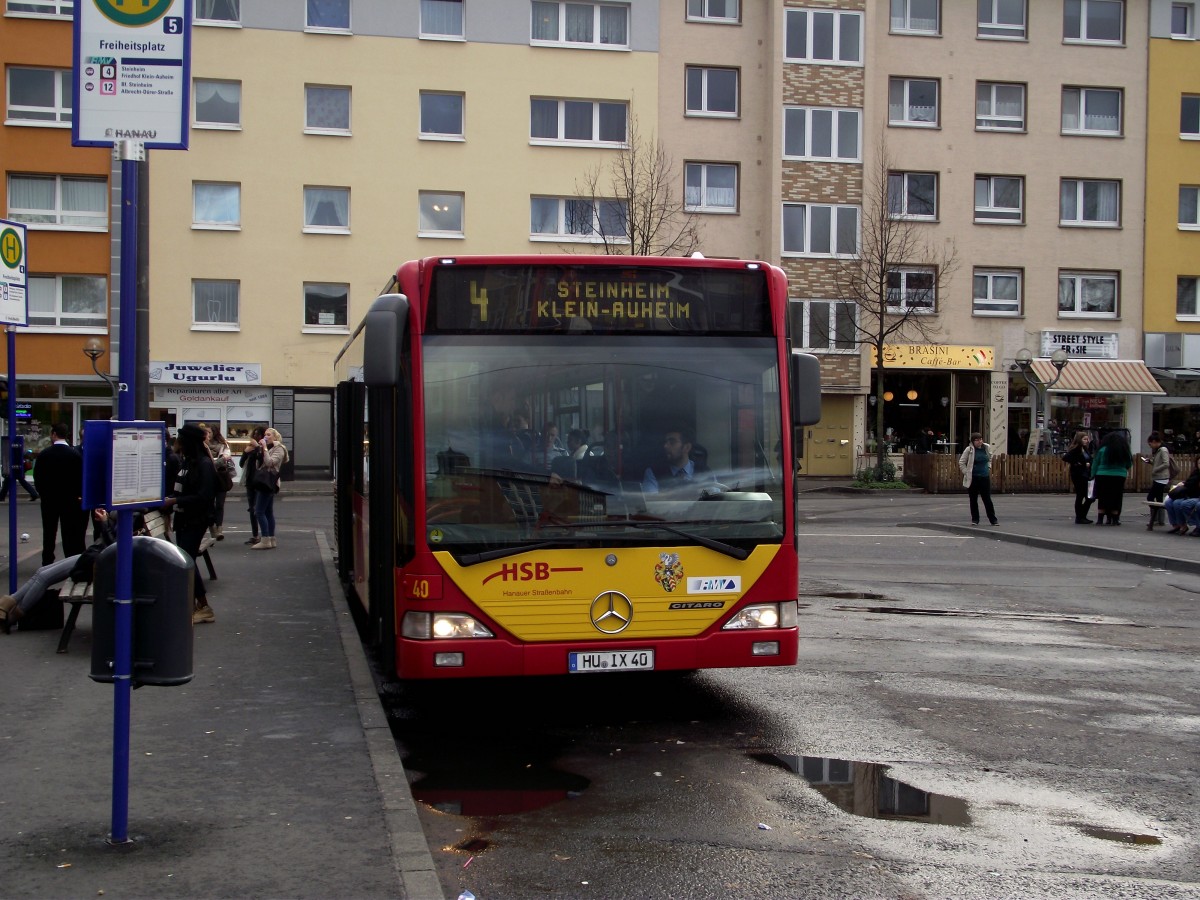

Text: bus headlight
xmin=402 ymin=611 xmax=494 ymax=639
xmin=722 ymin=602 xmax=797 ymax=630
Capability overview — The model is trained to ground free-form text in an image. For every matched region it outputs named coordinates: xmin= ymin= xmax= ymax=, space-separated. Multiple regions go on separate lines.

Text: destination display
xmin=427 ymin=264 xmax=771 ymax=335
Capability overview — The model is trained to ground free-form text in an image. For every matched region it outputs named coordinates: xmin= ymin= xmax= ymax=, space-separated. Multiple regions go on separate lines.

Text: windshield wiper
xmin=456 ymin=540 xmax=572 ymax=566
xmin=539 ymin=519 xmax=750 ymax=560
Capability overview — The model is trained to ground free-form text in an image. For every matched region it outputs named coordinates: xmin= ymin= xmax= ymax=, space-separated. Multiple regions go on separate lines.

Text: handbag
xmin=252 ymin=465 xmax=280 ymax=494
xmin=215 ymin=456 xmax=235 ymax=492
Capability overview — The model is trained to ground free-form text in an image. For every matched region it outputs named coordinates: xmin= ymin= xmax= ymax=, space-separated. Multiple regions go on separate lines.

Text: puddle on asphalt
xmin=408 ymin=762 xmax=590 ymax=817
xmin=831 ymin=605 xmax=1142 ymax=626
xmin=1074 ymin=824 xmax=1163 ymax=846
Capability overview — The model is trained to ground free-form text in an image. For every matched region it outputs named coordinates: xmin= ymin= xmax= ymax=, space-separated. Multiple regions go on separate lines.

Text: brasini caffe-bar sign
xmin=870 ymin=344 xmax=995 ymax=369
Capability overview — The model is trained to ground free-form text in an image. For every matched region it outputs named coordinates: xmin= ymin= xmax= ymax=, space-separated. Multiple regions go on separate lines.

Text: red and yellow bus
xmin=334 ymin=255 xmax=821 ymax=679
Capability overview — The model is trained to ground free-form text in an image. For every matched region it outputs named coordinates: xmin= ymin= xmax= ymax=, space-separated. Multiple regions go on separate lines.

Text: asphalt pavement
xmin=1 ymin=482 xmax=1193 ymax=900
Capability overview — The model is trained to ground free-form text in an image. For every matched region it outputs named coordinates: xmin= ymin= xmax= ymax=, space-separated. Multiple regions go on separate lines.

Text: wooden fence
xmin=877 ymin=453 xmax=1197 ymax=494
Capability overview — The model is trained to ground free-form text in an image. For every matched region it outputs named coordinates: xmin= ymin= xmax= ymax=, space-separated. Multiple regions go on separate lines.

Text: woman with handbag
xmin=204 ymin=424 xmax=234 ymax=541
xmin=251 ymin=427 xmax=288 ymax=550
xmin=239 ymin=426 xmax=265 ymax=545
xmin=1061 ymin=431 xmax=1094 ymax=524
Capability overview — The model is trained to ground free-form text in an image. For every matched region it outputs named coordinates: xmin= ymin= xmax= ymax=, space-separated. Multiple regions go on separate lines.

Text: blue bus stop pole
xmin=110 ymin=142 xmax=141 ymax=845
xmin=8 ymin=327 xmax=16 ymax=595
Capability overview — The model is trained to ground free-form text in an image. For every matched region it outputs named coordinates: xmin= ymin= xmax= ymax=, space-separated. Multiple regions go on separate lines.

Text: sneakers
xmin=0 ymin=594 xmax=20 ymax=634
xmin=192 ymin=604 xmax=215 ymax=625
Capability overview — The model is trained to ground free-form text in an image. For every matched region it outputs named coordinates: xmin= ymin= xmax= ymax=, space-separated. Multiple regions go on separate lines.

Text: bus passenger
xmin=642 ymin=426 xmax=712 ymax=495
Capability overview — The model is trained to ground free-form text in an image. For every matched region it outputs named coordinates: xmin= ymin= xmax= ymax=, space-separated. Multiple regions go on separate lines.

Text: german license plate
xmin=568 ymin=649 xmax=654 ymax=673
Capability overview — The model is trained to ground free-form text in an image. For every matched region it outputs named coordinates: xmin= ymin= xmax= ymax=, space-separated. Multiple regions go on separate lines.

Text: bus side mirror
xmin=790 ymin=351 xmax=822 ymax=427
xmin=363 ymin=294 xmax=409 ymax=387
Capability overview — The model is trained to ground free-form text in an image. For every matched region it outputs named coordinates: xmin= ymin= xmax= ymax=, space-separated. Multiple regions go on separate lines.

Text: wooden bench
xmin=56 ymin=509 xmax=218 ymax=654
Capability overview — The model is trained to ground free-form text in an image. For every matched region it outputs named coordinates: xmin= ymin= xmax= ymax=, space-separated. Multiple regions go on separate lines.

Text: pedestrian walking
xmin=958 ymin=432 xmax=998 ymax=526
xmin=163 ymin=423 xmax=218 ymax=624
xmin=1139 ymin=431 xmax=1174 ymax=529
xmin=31 ymin=423 xmax=87 ymax=566
xmin=0 ymin=448 xmax=38 ymax=501
xmin=1091 ymin=431 xmax=1133 ymax=526
xmin=1061 ymin=431 xmax=1094 ymax=524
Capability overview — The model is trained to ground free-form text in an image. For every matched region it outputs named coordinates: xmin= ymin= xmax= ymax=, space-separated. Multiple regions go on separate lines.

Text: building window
xmin=973 ymin=268 xmax=1022 ymax=316
xmin=887 ymin=268 xmax=936 ymax=313
xmin=195 ymin=0 xmax=239 ymax=24
xmin=193 ymin=280 xmax=239 ymax=329
xmin=531 ymin=1 xmax=629 ymax=48
xmin=530 ymin=196 xmax=628 ymax=241
xmin=1058 ymin=271 xmax=1118 ymax=317
xmin=194 ymin=79 xmax=241 ymax=129
xmin=974 ymin=175 xmax=1023 ymax=223
xmin=1178 ymin=277 xmax=1200 ymax=318
xmin=7 ymin=174 xmax=106 ymax=229
xmin=306 ymin=0 xmax=350 ymax=32
xmin=1183 ymin=95 xmax=1200 ymax=137
xmin=784 ymin=9 xmax=863 ymax=65
xmin=303 ymin=282 xmax=349 ymax=329
xmin=687 ymin=0 xmax=738 ymax=23
xmin=6 ymin=67 xmax=71 ymax=126
xmin=976 ymin=82 xmax=1025 ymax=131
xmin=530 ymin=98 xmax=627 ymax=144
xmin=5 ymin=0 xmax=73 ymax=17
xmin=419 ymin=191 xmax=464 ymax=236
xmin=783 ymin=106 xmax=861 ymax=161
xmin=685 ymin=163 xmax=737 ymax=213
xmin=27 ymin=274 xmax=105 ymax=329
xmin=420 ymin=92 xmax=464 ymax=139
xmin=887 ymin=171 xmax=937 ymax=220
xmin=794 ymin=300 xmax=856 ymax=351
xmin=978 ymin=0 xmax=1026 ymax=38
xmin=1172 ymin=2 xmax=1195 ymax=37
xmin=782 ymin=203 xmax=860 ymax=257
xmin=685 ymin=66 xmax=738 ymax=117
xmin=1064 ymin=0 xmax=1123 ymax=44
xmin=1060 ymin=179 xmax=1119 ymax=226
xmin=891 ymin=0 xmax=938 ymax=34
xmin=422 ymin=0 xmax=463 ymax=37
xmin=1061 ymin=87 xmax=1121 ymax=135
xmin=192 ymin=182 xmax=240 ymax=229
xmin=889 ymin=78 xmax=938 ymax=127
xmin=303 ymin=186 xmax=350 ymax=232
xmin=305 ymin=85 xmax=350 ymax=134
xmin=1181 ymin=186 xmax=1200 ymax=228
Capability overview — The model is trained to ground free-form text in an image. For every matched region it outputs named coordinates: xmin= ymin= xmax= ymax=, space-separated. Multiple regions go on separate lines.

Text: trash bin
xmin=90 ymin=536 xmax=194 ymax=687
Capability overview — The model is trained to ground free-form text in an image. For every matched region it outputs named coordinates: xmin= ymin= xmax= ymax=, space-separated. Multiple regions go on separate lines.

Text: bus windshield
xmin=422 ymin=334 xmax=784 ymax=557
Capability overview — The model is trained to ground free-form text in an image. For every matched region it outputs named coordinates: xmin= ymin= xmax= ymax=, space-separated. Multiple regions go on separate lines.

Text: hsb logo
xmin=482 ymin=562 xmax=551 ymax=584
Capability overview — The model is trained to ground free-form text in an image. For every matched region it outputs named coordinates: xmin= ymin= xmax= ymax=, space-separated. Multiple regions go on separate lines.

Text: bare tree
xmin=574 ymin=115 xmax=703 ymax=256
xmin=834 ymin=138 xmax=959 ymax=473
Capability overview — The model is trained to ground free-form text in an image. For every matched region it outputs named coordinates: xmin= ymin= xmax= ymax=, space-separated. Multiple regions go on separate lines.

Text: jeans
xmin=254 ymin=489 xmax=276 ymax=538
xmin=12 ymin=556 xmax=77 ymax=614
xmin=968 ymin=475 xmax=997 ymax=524
xmin=1166 ymin=497 xmax=1200 ymax=528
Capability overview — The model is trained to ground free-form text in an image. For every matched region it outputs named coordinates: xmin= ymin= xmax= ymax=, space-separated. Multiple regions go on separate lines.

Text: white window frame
xmin=1172 ymin=2 xmax=1196 ymax=38
xmin=888 ymin=77 xmax=939 ymax=127
xmin=783 ymin=8 xmax=863 ymax=66
xmin=1180 ymin=186 xmax=1200 ymax=229
xmin=1060 ymin=178 xmax=1120 ymax=227
xmin=792 ymin=299 xmax=857 ymax=352
xmin=530 ymin=196 xmax=629 ymax=242
xmin=304 ymin=84 xmax=351 ymax=135
xmin=305 ymin=0 xmax=350 ymax=33
xmin=303 ymin=185 xmax=351 ymax=234
xmin=530 ymin=98 xmax=628 ymax=145
xmin=1177 ymin=277 xmax=1200 ymax=319
xmin=302 ymin=282 xmax=350 ymax=333
xmin=26 ymin=273 xmax=106 ymax=331
xmin=192 ymin=181 xmax=240 ymax=230
xmin=421 ymin=0 xmax=464 ymax=39
xmin=972 ymin=268 xmax=1023 ymax=317
xmin=975 ymin=82 xmax=1025 ymax=131
xmin=890 ymin=0 xmax=939 ymax=35
xmin=1063 ymin=0 xmax=1124 ymax=45
xmin=193 ymin=79 xmax=241 ymax=130
xmin=973 ymin=174 xmax=1024 ymax=224
xmin=1058 ymin=270 xmax=1118 ymax=318
xmin=530 ymin=1 xmax=629 ymax=49
xmin=684 ymin=162 xmax=737 ymax=214
xmin=686 ymin=0 xmax=738 ymax=24
xmin=887 ymin=171 xmax=938 ymax=221
xmin=781 ymin=203 xmax=860 ymax=258
xmin=5 ymin=0 xmax=73 ymax=18
xmin=783 ymin=106 xmax=861 ymax=162
xmin=420 ymin=91 xmax=465 ymax=140
xmin=977 ymin=0 xmax=1026 ymax=39
xmin=7 ymin=174 xmax=107 ymax=230
xmin=419 ymin=191 xmax=465 ymax=238
xmin=1183 ymin=95 xmax=1200 ymax=138
xmin=685 ymin=66 xmax=739 ymax=118
xmin=192 ymin=279 xmax=240 ymax=331
xmin=1061 ymin=86 xmax=1122 ymax=136
xmin=887 ymin=267 xmax=937 ymax=314
xmin=194 ymin=0 xmax=239 ymax=25
xmin=6 ymin=67 xmax=71 ymax=127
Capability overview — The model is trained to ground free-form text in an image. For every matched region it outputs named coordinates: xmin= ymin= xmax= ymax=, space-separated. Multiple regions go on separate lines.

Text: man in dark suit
xmin=32 ymin=422 xmax=87 ymax=566
xmin=642 ymin=425 xmax=713 ymax=495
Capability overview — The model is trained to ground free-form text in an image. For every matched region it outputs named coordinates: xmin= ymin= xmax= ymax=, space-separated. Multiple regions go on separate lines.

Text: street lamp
xmin=83 ymin=338 xmax=123 ymax=408
xmin=1013 ymin=348 xmax=1069 ymax=454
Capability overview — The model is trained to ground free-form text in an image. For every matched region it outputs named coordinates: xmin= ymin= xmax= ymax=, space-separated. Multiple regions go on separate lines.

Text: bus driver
xmin=642 ymin=426 xmax=712 ymax=495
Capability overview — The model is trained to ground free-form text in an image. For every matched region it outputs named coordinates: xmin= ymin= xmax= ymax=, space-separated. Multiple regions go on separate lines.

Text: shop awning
xmin=1030 ymin=359 xmax=1165 ymax=396
xmin=1149 ymin=367 xmax=1200 ymax=379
